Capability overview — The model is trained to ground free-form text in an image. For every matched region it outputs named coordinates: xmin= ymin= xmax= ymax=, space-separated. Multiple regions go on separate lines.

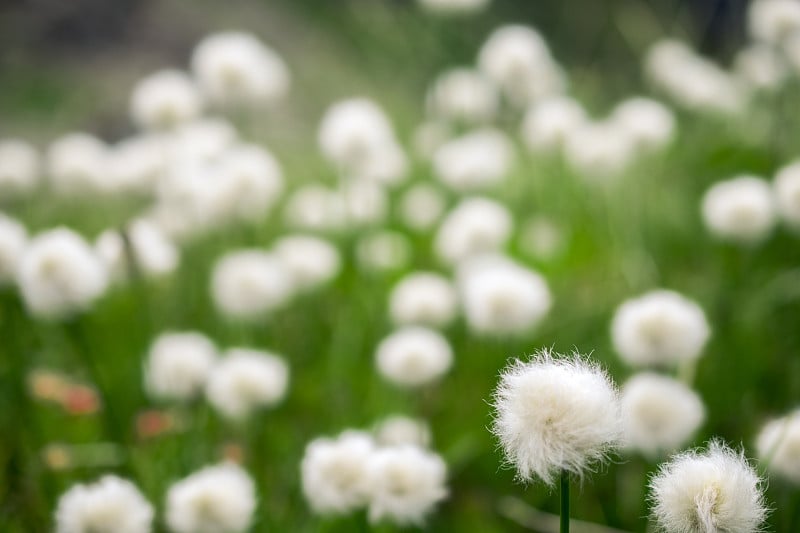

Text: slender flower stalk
xmin=560 ymin=470 xmax=570 ymax=533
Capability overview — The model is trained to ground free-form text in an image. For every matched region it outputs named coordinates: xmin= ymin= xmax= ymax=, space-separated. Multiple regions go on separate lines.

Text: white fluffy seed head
xmin=418 ymin=0 xmax=490 ymax=15
xmin=46 ymin=133 xmax=110 ymax=196
xmin=433 ymin=128 xmax=513 ymax=192
xmin=492 ymin=350 xmax=623 ymax=485
xmin=773 ymin=162 xmax=800 ymax=227
xmin=649 ymin=440 xmax=768 ymax=533
xmin=399 ymin=183 xmax=448 ymax=232
xmin=107 ymin=135 xmax=166 ymax=195
xmin=144 ymin=331 xmax=218 ymax=401
xmin=318 ymin=98 xmax=396 ymax=171
xmin=166 ymin=462 xmax=256 ymax=533
xmin=520 ymin=96 xmax=587 ymax=152
xmin=283 ymin=184 xmax=347 ymax=232
xmin=374 ymin=416 xmax=432 ymax=448
xmin=375 ymin=326 xmax=454 ymax=387
xmin=756 ymin=409 xmax=800 ymax=484
xmin=0 ymin=213 xmax=27 ymax=284
xmin=18 ymin=227 xmax=108 ymax=319
xmin=621 ymin=373 xmax=705 ymax=458
xmin=206 ymin=348 xmax=289 ymax=420
xmin=702 ymin=176 xmax=776 ymax=243
xmin=210 ymin=250 xmax=293 ymax=320
xmin=301 ymin=430 xmax=377 ymax=515
xmin=610 ymin=97 xmax=676 ymax=152
xmin=191 ymin=31 xmax=290 ymax=107
xmin=366 ymin=446 xmax=448 ymax=526
xmin=0 ymin=139 xmax=39 ymax=195
xmin=434 ymin=197 xmax=512 ymax=266
xmin=749 ymin=0 xmax=800 ymax=43
xmin=214 ymin=143 xmax=284 ymax=221
xmin=426 ymin=68 xmax=498 ymax=123
xmin=55 ymin=475 xmax=154 ymax=533
xmin=95 ymin=219 xmax=179 ymax=282
xmin=130 ymin=69 xmax=203 ymax=130
xmin=611 ymin=289 xmax=710 ymax=367
xmin=273 ymin=235 xmax=341 ymax=291
xmin=389 ymin=272 xmax=458 ymax=328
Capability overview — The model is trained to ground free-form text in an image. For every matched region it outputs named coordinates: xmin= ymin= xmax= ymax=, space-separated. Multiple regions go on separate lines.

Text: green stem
xmin=560 ymin=470 xmax=570 ymax=533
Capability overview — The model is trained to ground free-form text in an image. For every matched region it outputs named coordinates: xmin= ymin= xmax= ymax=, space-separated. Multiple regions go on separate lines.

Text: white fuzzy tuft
xmin=389 ymin=271 xmax=458 ymax=328
xmin=375 ymin=326 xmax=453 ymax=387
xmin=210 ymin=249 xmax=293 ymax=320
xmin=702 ymin=176 xmax=776 ymax=243
xmin=145 ymin=331 xmax=218 ymax=401
xmin=55 ymin=475 xmax=154 ymax=533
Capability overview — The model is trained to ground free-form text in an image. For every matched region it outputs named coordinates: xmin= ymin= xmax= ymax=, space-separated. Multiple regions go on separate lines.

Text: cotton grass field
xmin=2 ymin=0 xmax=800 ymax=531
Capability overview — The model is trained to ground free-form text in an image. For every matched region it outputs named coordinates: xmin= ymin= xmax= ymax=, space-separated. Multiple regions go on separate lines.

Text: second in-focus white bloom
xmin=389 ymin=272 xmax=458 ymax=328
xmin=375 ymin=416 xmax=432 ymax=448
xmin=55 ymin=475 xmax=154 ymax=533
xmin=748 ymin=0 xmax=800 ymax=43
xmin=0 ymin=139 xmax=39 ymax=195
xmin=191 ymin=31 xmax=290 ymax=107
xmin=18 ymin=227 xmax=108 ymax=318
xmin=418 ymin=0 xmax=489 ymax=15
xmin=210 ymin=250 xmax=293 ymax=320
xmin=492 ymin=350 xmax=622 ymax=485
xmin=434 ymin=197 xmax=512 ymax=266
xmin=621 ymin=373 xmax=705 ymax=458
xmin=611 ymin=289 xmax=710 ymax=367
xmin=433 ymin=128 xmax=513 ymax=192
xmin=46 ymin=133 xmax=109 ymax=196
xmin=611 ymin=97 xmax=675 ymax=152
xmin=375 ymin=326 xmax=453 ymax=387
xmin=145 ymin=331 xmax=218 ymax=401
xmin=426 ymin=68 xmax=498 ymax=123
xmin=756 ymin=409 xmax=800 ymax=484
xmin=702 ymin=176 xmax=776 ymax=243
xmin=650 ymin=440 xmax=767 ymax=533
xmin=773 ymin=162 xmax=800 ymax=227
xmin=458 ymin=255 xmax=551 ymax=336
xmin=95 ymin=219 xmax=179 ymax=282
xmin=0 ymin=214 xmax=27 ymax=284
xmin=366 ymin=446 xmax=448 ymax=526
xmin=206 ymin=348 xmax=289 ymax=420
xmin=356 ymin=231 xmax=412 ymax=273
xmin=520 ymin=96 xmax=586 ymax=152
xmin=166 ymin=462 xmax=256 ymax=533
xmin=274 ymin=235 xmax=341 ymax=291
xmin=301 ymin=431 xmax=376 ymax=515
xmin=399 ymin=183 xmax=448 ymax=232
xmin=564 ymin=121 xmax=636 ymax=179
xmin=130 ymin=69 xmax=203 ymax=130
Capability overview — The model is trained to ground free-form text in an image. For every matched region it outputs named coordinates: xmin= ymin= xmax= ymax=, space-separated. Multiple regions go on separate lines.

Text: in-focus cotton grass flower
xmin=0 ymin=213 xmax=27 ymax=284
xmin=46 ymin=133 xmax=110 ymax=196
xmin=214 ymin=143 xmax=284 ymax=221
xmin=433 ymin=128 xmax=513 ymax=192
xmin=399 ymin=183 xmax=448 ymax=232
xmin=434 ymin=197 xmax=512 ymax=266
xmin=389 ymin=272 xmax=458 ymax=328
xmin=356 ymin=231 xmax=412 ymax=273
xmin=702 ymin=175 xmax=776 ymax=243
xmin=273 ymin=235 xmax=341 ymax=291
xmin=611 ymin=289 xmax=710 ymax=368
xmin=734 ymin=44 xmax=788 ymax=91
xmin=0 ymin=139 xmax=39 ymax=195
xmin=166 ymin=462 xmax=256 ymax=533
xmin=301 ymin=430 xmax=376 ymax=515
xmin=366 ymin=446 xmax=448 ymax=526
xmin=611 ymin=97 xmax=676 ymax=152
xmin=418 ymin=0 xmax=490 ymax=15
xmin=191 ymin=31 xmax=290 ymax=107
xmin=375 ymin=326 xmax=453 ymax=387
xmin=206 ymin=347 xmax=289 ymax=420
xmin=564 ymin=120 xmax=636 ymax=179
xmin=756 ymin=409 xmax=800 ymax=484
xmin=95 ymin=219 xmax=179 ymax=282
xmin=426 ymin=68 xmax=498 ymax=123
xmin=210 ymin=250 xmax=293 ymax=320
xmin=749 ymin=0 xmax=800 ymax=44
xmin=130 ymin=70 xmax=203 ymax=130
xmin=773 ymin=162 xmax=800 ymax=228
xmin=144 ymin=331 xmax=218 ymax=401
xmin=491 ymin=350 xmax=622 ymax=485
xmin=458 ymin=255 xmax=551 ymax=336
xmin=621 ymin=373 xmax=705 ymax=458
xmin=520 ymin=96 xmax=586 ymax=152
xmin=375 ymin=416 xmax=432 ymax=448
xmin=55 ymin=475 xmax=154 ymax=533
xmin=649 ymin=440 xmax=768 ymax=533
xmin=18 ymin=227 xmax=108 ymax=318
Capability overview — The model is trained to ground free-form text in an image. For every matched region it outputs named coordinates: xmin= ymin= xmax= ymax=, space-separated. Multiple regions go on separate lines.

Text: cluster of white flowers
xmin=55 ymin=475 xmax=154 ymax=533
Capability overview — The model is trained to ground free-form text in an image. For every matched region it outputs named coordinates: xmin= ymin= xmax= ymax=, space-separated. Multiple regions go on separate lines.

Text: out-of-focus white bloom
xmin=214 ymin=143 xmax=284 ymax=221
xmin=783 ymin=32 xmax=800 ymax=72
xmin=168 ymin=118 xmax=237 ymax=165
xmin=356 ymin=231 xmax=412 ymax=272
xmin=351 ymin=141 xmax=408 ymax=186
xmin=399 ymin=183 xmax=448 ymax=232
xmin=621 ymin=373 xmax=705 ymax=458
xmin=46 ymin=133 xmax=110 ymax=195
xmin=734 ymin=44 xmax=788 ymax=91
xmin=389 ymin=272 xmax=458 ymax=328
xmin=18 ymin=227 xmax=108 ymax=318
xmin=564 ymin=121 xmax=636 ymax=179
xmin=0 ymin=214 xmax=27 ymax=284
xmin=55 ymin=475 xmax=154 ymax=533
xmin=702 ymin=176 xmax=776 ymax=243
xmin=433 ymin=128 xmax=513 ymax=192
xmin=144 ymin=331 xmax=218 ymax=401
xmin=611 ymin=97 xmax=675 ymax=152
xmin=301 ymin=431 xmax=376 ymax=515
xmin=611 ymin=289 xmax=710 ymax=367
xmin=520 ymin=97 xmax=586 ymax=152
xmin=756 ymin=409 xmax=800 ymax=483
xmin=210 ymin=250 xmax=293 ymax=320
xmin=340 ymin=179 xmax=388 ymax=226
xmin=478 ymin=25 xmax=566 ymax=108
xmin=457 ymin=254 xmax=551 ymax=336
xmin=492 ymin=350 xmax=622 ymax=485
xmin=434 ymin=197 xmax=512 ymax=266
xmin=749 ymin=0 xmax=800 ymax=43
xmin=130 ymin=70 xmax=203 ymax=130
xmin=375 ymin=326 xmax=453 ymax=387
xmin=95 ymin=219 xmax=179 ymax=282
xmin=166 ymin=462 xmax=256 ymax=533
xmin=274 ymin=235 xmax=341 ymax=291
xmin=375 ymin=416 xmax=432 ymax=448
xmin=206 ymin=348 xmax=289 ymax=419
xmin=283 ymin=185 xmax=346 ymax=232
xmin=518 ymin=216 xmax=565 ymax=261
xmin=427 ymin=68 xmax=498 ymax=123
xmin=650 ymin=440 xmax=767 ymax=533
xmin=0 ymin=139 xmax=39 ymax=195
xmin=107 ymin=135 xmax=166 ymax=195
xmin=412 ymin=121 xmax=452 ymax=160
xmin=366 ymin=446 xmax=448 ymax=526
xmin=418 ymin=0 xmax=490 ymax=15
xmin=773 ymin=162 xmax=800 ymax=227
xmin=191 ymin=31 xmax=290 ymax=107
